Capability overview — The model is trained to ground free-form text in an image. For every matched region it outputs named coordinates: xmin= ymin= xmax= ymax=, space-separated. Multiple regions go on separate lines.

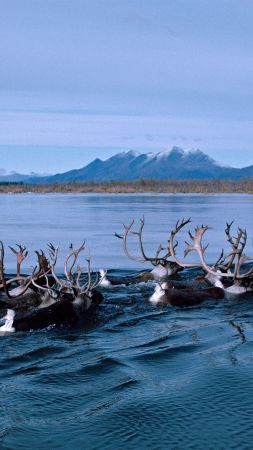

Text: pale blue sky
xmin=0 ymin=0 xmax=253 ymax=173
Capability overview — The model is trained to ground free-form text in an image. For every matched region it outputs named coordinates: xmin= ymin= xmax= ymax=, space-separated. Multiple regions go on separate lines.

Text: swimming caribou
xmin=99 ymin=216 xmax=253 ymax=306
xmin=0 ymin=241 xmax=104 ymax=332
xmin=0 ymin=217 xmax=253 ymax=331
xmin=99 ymin=216 xmax=183 ymax=287
xmin=149 ymin=217 xmax=253 ymax=305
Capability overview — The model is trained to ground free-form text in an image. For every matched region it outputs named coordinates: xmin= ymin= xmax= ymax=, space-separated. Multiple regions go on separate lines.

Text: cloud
xmin=0 ymin=111 xmax=252 ymax=157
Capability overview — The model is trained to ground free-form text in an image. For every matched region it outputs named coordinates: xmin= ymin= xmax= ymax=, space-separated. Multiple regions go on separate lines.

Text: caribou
xmin=100 ymin=216 xmax=183 ymax=286
xmin=149 ymin=217 xmax=253 ymax=306
xmin=1 ymin=217 xmax=253 ymax=331
xmin=0 ymin=241 xmax=104 ymax=332
xmin=111 ymin=216 xmax=253 ymax=306
xmin=168 ymin=218 xmax=253 ymax=294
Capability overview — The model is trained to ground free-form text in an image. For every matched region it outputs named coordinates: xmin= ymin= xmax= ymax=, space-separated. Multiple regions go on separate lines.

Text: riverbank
xmin=1 ymin=179 xmax=253 ymax=194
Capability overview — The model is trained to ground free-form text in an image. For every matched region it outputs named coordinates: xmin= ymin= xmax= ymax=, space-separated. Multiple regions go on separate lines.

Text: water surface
xmin=0 ymin=193 xmax=253 ymax=449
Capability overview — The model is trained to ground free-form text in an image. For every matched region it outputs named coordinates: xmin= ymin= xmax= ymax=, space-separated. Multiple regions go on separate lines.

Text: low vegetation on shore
xmin=1 ymin=179 xmax=253 ymax=194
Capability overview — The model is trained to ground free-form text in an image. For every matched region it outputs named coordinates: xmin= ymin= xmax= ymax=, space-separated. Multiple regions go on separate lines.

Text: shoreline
xmin=0 ymin=179 xmax=253 ymax=194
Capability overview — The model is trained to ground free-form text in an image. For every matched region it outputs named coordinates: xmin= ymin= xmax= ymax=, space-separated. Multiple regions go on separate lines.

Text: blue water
xmin=1 ymin=193 xmax=253 ymax=449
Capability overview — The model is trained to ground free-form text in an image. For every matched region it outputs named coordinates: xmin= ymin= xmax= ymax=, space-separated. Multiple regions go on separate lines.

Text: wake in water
xmin=1 ymin=195 xmax=253 ymax=449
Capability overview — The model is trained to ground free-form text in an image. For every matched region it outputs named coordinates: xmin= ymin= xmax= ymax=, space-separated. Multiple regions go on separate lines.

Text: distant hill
xmin=0 ymin=172 xmax=37 ymax=183
xmin=0 ymin=170 xmax=51 ymax=183
xmin=3 ymin=148 xmax=253 ymax=183
xmin=27 ymin=147 xmax=253 ymax=183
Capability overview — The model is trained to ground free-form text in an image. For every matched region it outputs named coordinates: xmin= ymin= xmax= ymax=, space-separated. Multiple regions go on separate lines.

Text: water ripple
xmin=1 ymin=269 xmax=253 ymax=449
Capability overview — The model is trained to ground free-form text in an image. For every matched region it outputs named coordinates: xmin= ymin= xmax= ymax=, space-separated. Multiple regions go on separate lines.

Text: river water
xmin=0 ymin=193 xmax=253 ymax=449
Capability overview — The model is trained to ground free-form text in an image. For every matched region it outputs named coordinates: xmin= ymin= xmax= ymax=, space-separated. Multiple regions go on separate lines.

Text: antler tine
xmin=35 ymin=249 xmax=50 ymax=276
xmin=132 ymin=216 xmax=166 ymax=266
xmin=153 ymin=243 xmax=174 ymax=264
xmin=64 ymin=240 xmax=86 ymax=282
xmin=189 ymin=230 xmax=195 ymax=240
xmin=48 ymin=242 xmax=55 ymax=251
xmin=44 ymin=273 xmax=51 ymax=289
xmin=225 ymin=221 xmax=235 ymax=247
xmin=80 ymin=257 xmax=92 ymax=294
xmin=47 ymin=242 xmax=58 ymax=262
xmin=155 ymin=243 xmax=172 ymax=262
xmin=184 ymin=225 xmax=235 ymax=278
xmin=155 ymin=243 xmax=163 ymax=259
xmin=115 ymin=232 xmax=123 ymax=239
xmin=213 ymin=248 xmax=226 ymax=269
xmin=31 ymin=270 xmax=58 ymax=299
xmin=0 ymin=240 xmax=35 ymax=298
xmin=234 ymin=228 xmax=247 ymax=265
xmin=115 ymin=219 xmax=148 ymax=263
xmin=203 ymin=243 xmax=209 ymax=253
xmin=232 ymin=228 xmax=252 ymax=279
xmin=0 ymin=241 xmax=6 ymax=286
xmin=74 ymin=264 xmax=83 ymax=289
xmin=31 ymin=277 xmax=48 ymax=292
xmin=9 ymin=243 xmax=29 ymax=276
xmin=183 ymin=229 xmax=196 ymax=256
xmin=166 ymin=236 xmax=178 ymax=257
xmin=235 ymin=254 xmax=253 ymax=280
xmin=47 ymin=243 xmax=70 ymax=291
xmin=168 ymin=217 xmax=201 ymax=268
xmin=239 ymin=228 xmax=247 ymax=250
xmin=9 ymin=243 xmax=27 ymax=254
xmin=83 ymin=252 xmax=102 ymax=292
xmin=80 ymin=252 xmax=103 ymax=294
xmin=223 ymin=222 xmax=246 ymax=271
xmin=173 ymin=240 xmax=179 ymax=251
xmin=90 ymin=271 xmax=101 ymax=291
xmin=227 ymin=228 xmax=246 ymax=275
xmin=0 ymin=242 xmax=18 ymax=295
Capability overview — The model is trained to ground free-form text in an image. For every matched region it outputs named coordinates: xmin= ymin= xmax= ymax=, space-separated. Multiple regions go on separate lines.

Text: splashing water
xmin=99 ymin=269 xmax=112 ymax=287
xmin=0 ymin=309 xmax=15 ymax=333
xmin=149 ymin=282 xmax=168 ymax=305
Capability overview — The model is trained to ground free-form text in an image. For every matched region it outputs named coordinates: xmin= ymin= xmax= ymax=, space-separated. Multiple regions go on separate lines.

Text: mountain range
xmin=2 ymin=148 xmax=253 ymax=183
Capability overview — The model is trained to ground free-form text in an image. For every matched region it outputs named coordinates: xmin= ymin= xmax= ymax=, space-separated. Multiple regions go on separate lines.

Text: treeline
xmin=0 ymin=182 xmax=24 ymax=186
xmin=0 ymin=179 xmax=253 ymax=194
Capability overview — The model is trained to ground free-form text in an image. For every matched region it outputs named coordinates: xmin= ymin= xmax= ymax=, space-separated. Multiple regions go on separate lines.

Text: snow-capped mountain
xmin=24 ymin=147 xmax=253 ymax=183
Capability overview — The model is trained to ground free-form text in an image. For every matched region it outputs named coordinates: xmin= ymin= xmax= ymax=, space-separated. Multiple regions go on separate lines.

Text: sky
xmin=1 ymin=0 xmax=253 ymax=174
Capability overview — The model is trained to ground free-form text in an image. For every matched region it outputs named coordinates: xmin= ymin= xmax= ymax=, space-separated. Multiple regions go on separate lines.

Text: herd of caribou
xmin=0 ymin=217 xmax=253 ymax=333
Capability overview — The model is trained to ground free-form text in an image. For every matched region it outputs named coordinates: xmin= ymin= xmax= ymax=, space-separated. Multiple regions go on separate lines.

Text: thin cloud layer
xmin=0 ymin=0 xmax=253 ymax=172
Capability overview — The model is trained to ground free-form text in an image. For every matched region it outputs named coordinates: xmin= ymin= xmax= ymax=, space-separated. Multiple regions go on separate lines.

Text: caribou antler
xmin=47 ymin=243 xmax=72 ymax=292
xmin=63 ymin=241 xmax=85 ymax=282
xmin=0 ymin=241 xmax=40 ymax=298
xmin=9 ymin=244 xmax=28 ymax=276
xmin=35 ymin=250 xmax=50 ymax=275
xmin=223 ymin=222 xmax=247 ymax=273
xmin=208 ymin=222 xmax=249 ymax=280
xmin=0 ymin=240 xmax=102 ymax=300
xmin=47 ymin=242 xmax=101 ymax=297
xmin=73 ymin=255 xmax=102 ymax=295
xmin=168 ymin=218 xmax=202 ymax=268
xmin=235 ymin=256 xmax=253 ymax=280
xmin=184 ymin=226 xmax=234 ymax=278
xmin=180 ymin=221 xmax=253 ymax=285
xmin=115 ymin=216 xmax=172 ymax=266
